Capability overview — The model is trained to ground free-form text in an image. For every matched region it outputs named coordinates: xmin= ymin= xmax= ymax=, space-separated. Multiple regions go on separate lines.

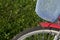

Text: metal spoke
xmin=54 ymin=33 xmax=60 ymax=40
xmin=41 ymin=32 xmax=44 ymax=40
xmin=37 ymin=34 xmax=41 ymax=40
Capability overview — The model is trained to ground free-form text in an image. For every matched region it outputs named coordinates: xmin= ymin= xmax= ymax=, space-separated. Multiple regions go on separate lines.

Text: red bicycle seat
xmin=39 ymin=22 xmax=60 ymax=29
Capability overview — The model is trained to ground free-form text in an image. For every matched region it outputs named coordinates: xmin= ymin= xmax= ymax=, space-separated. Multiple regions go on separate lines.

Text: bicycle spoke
xmin=37 ymin=34 xmax=40 ymax=40
xmin=54 ymin=33 xmax=60 ymax=40
xmin=41 ymin=33 xmax=44 ymax=40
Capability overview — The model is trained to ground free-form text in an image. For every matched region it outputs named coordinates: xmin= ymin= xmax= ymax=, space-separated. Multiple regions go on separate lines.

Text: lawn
xmin=0 ymin=0 xmax=44 ymax=40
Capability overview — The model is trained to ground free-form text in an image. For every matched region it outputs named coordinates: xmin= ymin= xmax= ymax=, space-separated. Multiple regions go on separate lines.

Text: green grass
xmin=25 ymin=33 xmax=54 ymax=40
xmin=0 ymin=0 xmax=44 ymax=40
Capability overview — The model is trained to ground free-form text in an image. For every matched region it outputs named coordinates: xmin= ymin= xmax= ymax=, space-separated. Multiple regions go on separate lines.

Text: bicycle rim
xmin=12 ymin=27 xmax=60 ymax=40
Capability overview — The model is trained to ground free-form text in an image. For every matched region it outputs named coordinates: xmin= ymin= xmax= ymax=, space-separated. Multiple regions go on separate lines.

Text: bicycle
xmin=12 ymin=0 xmax=60 ymax=40
xmin=12 ymin=17 xmax=60 ymax=40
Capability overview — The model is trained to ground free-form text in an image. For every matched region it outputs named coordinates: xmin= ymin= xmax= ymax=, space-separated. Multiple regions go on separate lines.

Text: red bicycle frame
xmin=39 ymin=16 xmax=60 ymax=29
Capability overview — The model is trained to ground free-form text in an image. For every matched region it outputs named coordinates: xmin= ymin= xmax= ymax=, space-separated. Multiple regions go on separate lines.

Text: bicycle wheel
xmin=12 ymin=26 xmax=60 ymax=40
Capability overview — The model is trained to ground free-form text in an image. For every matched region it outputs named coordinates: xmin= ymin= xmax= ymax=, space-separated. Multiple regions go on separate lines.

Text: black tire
xmin=12 ymin=26 xmax=60 ymax=40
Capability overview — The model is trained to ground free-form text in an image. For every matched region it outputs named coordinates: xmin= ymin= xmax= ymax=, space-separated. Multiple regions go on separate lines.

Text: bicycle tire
xmin=12 ymin=26 xmax=60 ymax=40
